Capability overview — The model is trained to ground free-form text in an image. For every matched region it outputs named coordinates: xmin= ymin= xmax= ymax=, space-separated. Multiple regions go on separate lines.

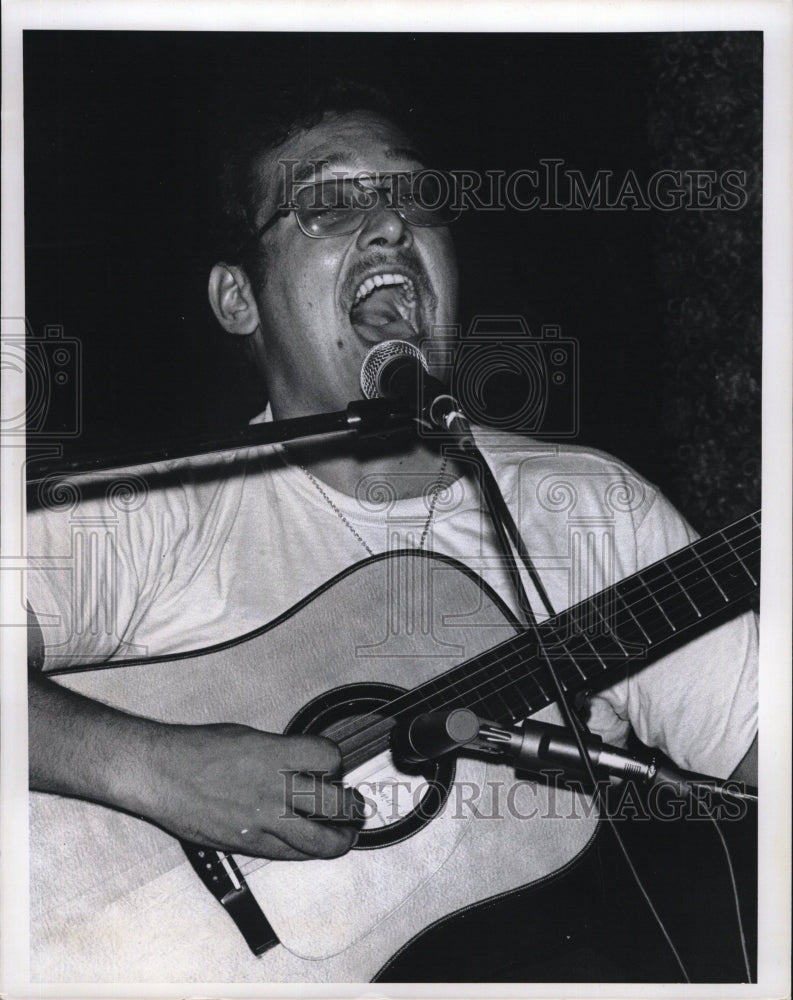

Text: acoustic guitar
xmin=30 ymin=511 xmax=759 ymax=983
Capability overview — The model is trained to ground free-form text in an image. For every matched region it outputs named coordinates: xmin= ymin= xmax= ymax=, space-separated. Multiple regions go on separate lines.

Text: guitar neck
xmin=359 ymin=510 xmax=761 ymax=741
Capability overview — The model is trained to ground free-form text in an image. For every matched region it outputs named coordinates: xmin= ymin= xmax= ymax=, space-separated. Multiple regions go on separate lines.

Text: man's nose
xmin=356 ymin=202 xmax=414 ymax=250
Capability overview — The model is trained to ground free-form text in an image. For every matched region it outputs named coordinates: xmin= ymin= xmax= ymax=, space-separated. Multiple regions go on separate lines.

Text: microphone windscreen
xmin=360 ymin=339 xmax=428 ymax=400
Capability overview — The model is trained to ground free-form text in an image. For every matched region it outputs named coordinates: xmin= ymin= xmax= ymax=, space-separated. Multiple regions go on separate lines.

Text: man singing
xmin=27 ymin=83 xmax=758 ymax=982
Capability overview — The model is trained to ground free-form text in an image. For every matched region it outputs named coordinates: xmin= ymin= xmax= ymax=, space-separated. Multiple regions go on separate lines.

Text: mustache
xmin=342 ymin=250 xmax=437 ymax=314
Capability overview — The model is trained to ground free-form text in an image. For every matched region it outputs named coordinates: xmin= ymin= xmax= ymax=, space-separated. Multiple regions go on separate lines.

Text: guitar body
xmin=31 ymin=552 xmax=598 ymax=983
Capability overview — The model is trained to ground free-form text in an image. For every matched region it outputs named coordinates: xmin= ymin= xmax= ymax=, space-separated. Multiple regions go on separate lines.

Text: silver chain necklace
xmin=300 ymin=457 xmax=449 ymax=557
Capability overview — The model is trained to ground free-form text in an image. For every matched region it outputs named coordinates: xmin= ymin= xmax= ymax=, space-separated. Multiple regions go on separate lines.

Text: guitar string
xmin=233 ymin=525 xmax=759 ymax=879
xmin=235 ymin=528 xmax=760 ymax=880
xmin=237 ymin=528 xmax=758 ymax=986
xmin=308 ymin=520 xmax=760 ymax=754
xmin=236 ymin=520 xmax=759 ymax=806
xmin=309 ymin=526 xmax=761 ymax=771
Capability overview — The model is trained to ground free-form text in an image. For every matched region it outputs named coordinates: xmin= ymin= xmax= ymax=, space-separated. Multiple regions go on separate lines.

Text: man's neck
xmin=285 ymin=433 xmax=458 ymax=500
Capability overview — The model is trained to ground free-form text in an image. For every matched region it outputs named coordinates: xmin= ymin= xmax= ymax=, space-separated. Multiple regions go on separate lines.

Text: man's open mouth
xmin=349 ymin=272 xmax=421 ymax=343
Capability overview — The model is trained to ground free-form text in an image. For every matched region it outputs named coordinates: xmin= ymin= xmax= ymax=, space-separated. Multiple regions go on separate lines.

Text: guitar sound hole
xmin=284 ymin=683 xmax=455 ymax=850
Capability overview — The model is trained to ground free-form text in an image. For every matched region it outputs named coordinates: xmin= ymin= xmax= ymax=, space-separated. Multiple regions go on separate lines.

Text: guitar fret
xmin=691 ymin=546 xmax=728 ymax=602
xmin=492 ymin=686 xmax=517 ymax=718
xmin=506 ymin=644 xmax=537 ymax=716
xmin=527 ymin=668 xmax=550 ymax=702
xmin=544 ymin=592 xmax=639 ymax=685
xmin=418 ymin=680 xmax=447 ymax=713
xmin=400 ymin=511 xmax=759 ymax=740
xmin=557 ymin=612 xmax=611 ymax=672
xmin=578 ymin=631 xmax=608 ymax=669
xmin=559 ymin=659 xmax=583 ymax=693
xmin=531 ymin=647 xmax=570 ymax=697
xmin=592 ymin=603 xmax=631 ymax=655
xmin=614 ymin=590 xmax=652 ymax=644
xmin=637 ymin=571 xmax=677 ymax=632
xmin=696 ymin=532 xmax=755 ymax=602
xmin=670 ymin=548 xmax=730 ymax=622
xmin=458 ymin=654 xmax=524 ymax=721
xmin=721 ymin=530 xmax=758 ymax=586
xmin=476 ymin=642 xmax=536 ymax=721
xmin=504 ymin=669 xmax=533 ymax=718
xmin=485 ymin=660 xmax=519 ymax=717
xmin=664 ymin=558 xmax=702 ymax=618
xmin=615 ymin=576 xmax=670 ymax=643
xmin=554 ymin=648 xmax=588 ymax=695
xmin=564 ymin=644 xmax=588 ymax=681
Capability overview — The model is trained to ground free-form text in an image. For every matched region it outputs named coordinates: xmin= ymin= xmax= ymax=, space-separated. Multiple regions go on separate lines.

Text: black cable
xmin=458 ymin=436 xmax=692 ymax=982
xmin=706 ymin=805 xmax=754 ymax=981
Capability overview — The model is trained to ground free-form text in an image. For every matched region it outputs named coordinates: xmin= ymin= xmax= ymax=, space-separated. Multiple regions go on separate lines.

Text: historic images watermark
xmin=280 ymin=769 xmax=751 ymax=826
xmin=276 ymin=161 xmax=750 ymax=214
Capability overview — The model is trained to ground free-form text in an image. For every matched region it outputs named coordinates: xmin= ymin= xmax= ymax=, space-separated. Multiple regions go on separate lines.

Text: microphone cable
xmin=475 ymin=436 xmax=755 ymax=980
xmin=705 ymin=801 xmax=754 ymax=981
xmin=457 ymin=437 xmax=693 ymax=983
xmin=359 ymin=339 xmax=747 ymax=979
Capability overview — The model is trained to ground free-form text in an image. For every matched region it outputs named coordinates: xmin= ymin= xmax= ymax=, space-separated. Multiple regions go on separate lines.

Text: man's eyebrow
xmin=288 ymin=147 xmax=427 ymax=185
xmin=289 ymin=152 xmax=354 ymax=184
xmin=385 ymin=146 xmax=426 ymax=164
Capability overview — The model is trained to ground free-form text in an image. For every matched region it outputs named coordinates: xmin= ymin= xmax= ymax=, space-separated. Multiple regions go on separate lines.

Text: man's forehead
xmin=261 ymin=112 xmax=425 ymax=193
xmin=288 ymin=146 xmax=425 ymax=185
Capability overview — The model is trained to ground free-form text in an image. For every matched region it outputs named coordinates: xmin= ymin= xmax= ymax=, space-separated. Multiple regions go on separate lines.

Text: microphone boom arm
xmin=26 ymin=399 xmax=413 ymax=484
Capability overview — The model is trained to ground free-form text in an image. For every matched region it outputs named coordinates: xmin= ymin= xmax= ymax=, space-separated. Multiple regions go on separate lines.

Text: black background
xmin=24 ymin=31 xmax=761 ymax=529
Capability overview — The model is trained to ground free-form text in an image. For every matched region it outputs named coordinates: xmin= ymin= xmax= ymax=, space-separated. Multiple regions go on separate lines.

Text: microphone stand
xmin=26 ymin=399 xmax=413 ymax=485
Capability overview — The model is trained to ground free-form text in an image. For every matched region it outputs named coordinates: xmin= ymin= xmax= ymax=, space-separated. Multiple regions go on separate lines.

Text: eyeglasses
xmin=253 ymin=172 xmax=461 ymax=240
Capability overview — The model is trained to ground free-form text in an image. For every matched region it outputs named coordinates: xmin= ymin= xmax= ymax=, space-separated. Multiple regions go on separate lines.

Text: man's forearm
xmin=28 ymin=670 xmax=362 ymax=859
xmin=28 ymin=671 xmax=163 ymax=817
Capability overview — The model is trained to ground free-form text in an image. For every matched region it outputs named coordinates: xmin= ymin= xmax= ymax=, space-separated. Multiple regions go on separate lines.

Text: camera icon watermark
xmin=421 ymin=316 xmax=579 ymax=440
xmin=1 ymin=318 xmax=82 ymax=437
xmin=455 ymin=317 xmax=578 ymax=438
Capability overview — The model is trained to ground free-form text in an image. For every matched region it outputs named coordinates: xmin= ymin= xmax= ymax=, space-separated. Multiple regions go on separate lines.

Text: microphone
xmin=393 ymin=709 xmax=481 ymax=765
xmin=359 ymin=340 xmax=470 ymax=437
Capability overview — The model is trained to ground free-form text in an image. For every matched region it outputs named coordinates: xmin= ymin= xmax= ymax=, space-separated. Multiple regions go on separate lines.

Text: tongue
xmin=350 ymin=286 xmax=416 ymax=341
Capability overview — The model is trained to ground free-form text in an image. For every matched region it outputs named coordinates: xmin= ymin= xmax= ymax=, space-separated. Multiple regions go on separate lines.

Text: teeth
xmin=353 ymin=273 xmax=415 ymax=306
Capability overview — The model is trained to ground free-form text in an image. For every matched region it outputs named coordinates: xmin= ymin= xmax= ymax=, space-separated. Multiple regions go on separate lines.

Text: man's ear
xmin=208 ymin=263 xmax=261 ymax=335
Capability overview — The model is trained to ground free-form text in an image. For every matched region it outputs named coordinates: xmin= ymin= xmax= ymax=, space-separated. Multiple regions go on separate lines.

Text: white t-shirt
xmin=27 ymin=428 xmax=757 ymax=778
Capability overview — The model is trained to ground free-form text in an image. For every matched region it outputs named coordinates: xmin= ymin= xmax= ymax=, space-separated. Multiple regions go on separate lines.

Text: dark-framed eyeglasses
xmin=253 ymin=171 xmax=461 ymax=240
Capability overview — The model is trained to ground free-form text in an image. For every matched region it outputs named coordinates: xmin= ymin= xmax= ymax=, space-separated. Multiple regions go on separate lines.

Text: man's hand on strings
xmin=145 ymin=723 xmax=364 ymax=859
xmin=29 ymin=666 xmax=363 ymax=861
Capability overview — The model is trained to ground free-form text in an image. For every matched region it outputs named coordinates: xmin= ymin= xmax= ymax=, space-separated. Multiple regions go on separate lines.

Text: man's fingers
xmin=284 ymin=769 xmax=365 ymax=823
xmin=152 ymin=726 xmax=364 ymax=860
xmin=235 ymin=832 xmax=316 ymax=861
xmin=281 ymin=733 xmax=343 ymax=775
xmin=276 ymin=733 xmax=363 ymax=823
xmin=272 ymin=812 xmax=359 ymax=859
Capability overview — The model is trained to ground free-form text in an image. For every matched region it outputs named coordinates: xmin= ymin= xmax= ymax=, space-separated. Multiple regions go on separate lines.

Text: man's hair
xmin=213 ymin=79 xmax=413 ymax=273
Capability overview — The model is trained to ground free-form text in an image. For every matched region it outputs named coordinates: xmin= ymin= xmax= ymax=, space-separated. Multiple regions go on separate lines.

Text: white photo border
xmin=2 ymin=2 xmax=790 ymax=998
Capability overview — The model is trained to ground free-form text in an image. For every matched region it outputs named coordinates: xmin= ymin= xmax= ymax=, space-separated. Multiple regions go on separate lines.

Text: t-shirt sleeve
xmin=588 ymin=491 xmax=758 ymax=778
xmin=26 ymin=470 xmax=188 ymax=671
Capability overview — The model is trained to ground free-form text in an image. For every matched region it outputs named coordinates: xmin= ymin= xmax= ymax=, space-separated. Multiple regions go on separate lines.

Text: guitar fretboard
xmin=338 ymin=511 xmax=760 ymax=766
